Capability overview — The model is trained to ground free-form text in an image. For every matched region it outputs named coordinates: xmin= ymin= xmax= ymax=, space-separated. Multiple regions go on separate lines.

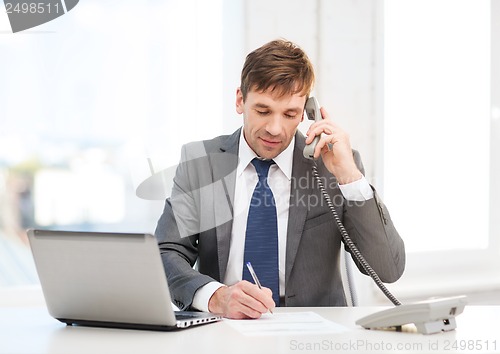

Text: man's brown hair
xmin=240 ymin=39 xmax=315 ymax=101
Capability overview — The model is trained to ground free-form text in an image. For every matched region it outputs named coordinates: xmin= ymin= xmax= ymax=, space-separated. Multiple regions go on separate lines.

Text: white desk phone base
xmin=355 ymin=295 xmax=468 ymax=334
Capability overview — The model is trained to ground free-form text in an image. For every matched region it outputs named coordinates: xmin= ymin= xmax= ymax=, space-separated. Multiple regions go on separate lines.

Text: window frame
xmin=375 ymin=0 xmax=500 ymax=301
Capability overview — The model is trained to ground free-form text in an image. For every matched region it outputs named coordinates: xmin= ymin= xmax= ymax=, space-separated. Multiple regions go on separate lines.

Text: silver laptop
xmin=27 ymin=229 xmax=222 ymax=331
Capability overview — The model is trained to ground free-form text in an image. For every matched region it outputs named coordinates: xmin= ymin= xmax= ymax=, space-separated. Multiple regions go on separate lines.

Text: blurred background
xmin=0 ymin=0 xmax=499 ymax=305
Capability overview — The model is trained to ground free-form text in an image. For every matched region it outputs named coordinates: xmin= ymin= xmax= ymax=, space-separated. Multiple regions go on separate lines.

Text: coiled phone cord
xmin=311 ymin=162 xmax=402 ymax=306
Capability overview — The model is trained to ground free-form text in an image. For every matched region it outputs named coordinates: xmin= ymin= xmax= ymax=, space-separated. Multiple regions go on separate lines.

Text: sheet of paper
xmin=224 ymin=311 xmax=349 ymax=336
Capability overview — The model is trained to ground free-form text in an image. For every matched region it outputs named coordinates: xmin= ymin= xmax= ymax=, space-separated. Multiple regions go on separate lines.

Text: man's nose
xmin=265 ymin=114 xmax=282 ymax=136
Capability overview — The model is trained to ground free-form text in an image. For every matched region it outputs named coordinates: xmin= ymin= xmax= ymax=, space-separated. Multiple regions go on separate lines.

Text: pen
xmin=246 ymin=262 xmax=273 ymax=314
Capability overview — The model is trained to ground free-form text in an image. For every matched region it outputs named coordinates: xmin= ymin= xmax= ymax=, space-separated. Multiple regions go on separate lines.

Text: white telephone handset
xmin=303 ymin=96 xmax=322 ymax=159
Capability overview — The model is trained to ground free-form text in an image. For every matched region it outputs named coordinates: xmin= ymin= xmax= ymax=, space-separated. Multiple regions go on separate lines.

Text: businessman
xmin=155 ymin=39 xmax=405 ymax=319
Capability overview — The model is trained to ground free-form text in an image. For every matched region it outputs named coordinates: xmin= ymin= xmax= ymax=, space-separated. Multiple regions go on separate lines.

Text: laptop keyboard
xmin=175 ymin=311 xmax=206 ymax=320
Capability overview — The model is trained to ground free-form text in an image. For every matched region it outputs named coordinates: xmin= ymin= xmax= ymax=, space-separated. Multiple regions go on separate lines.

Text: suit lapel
xmin=285 ymin=132 xmax=314 ymax=285
xmin=210 ymin=129 xmax=240 ymax=281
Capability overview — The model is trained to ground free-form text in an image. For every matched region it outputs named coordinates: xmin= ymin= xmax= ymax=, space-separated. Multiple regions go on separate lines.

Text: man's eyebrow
xmin=253 ymin=103 xmax=302 ymax=112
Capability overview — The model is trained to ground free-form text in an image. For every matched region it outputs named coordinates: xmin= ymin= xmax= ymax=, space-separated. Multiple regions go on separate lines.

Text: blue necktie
xmin=242 ymin=158 xmax=279 ymax=306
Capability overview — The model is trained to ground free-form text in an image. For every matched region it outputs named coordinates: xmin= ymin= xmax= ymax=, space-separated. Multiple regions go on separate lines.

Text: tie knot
xmin=251 ymin=158 xmax=274 ymax=179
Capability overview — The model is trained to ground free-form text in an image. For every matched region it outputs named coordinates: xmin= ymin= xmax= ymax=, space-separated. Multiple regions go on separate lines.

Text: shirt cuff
xmin=192 ymin=281 xmax=226 ymax=312
xmin=338 ymin=176 xmax=374 ymax=201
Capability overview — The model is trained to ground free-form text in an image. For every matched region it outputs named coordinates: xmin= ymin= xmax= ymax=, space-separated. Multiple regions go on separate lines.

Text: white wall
xmin=491 ymin=0 xmax=500 ymax=255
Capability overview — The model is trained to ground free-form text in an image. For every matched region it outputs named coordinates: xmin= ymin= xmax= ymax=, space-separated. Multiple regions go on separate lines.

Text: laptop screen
xmin=28 ymin=230 xmax=179 ymax=327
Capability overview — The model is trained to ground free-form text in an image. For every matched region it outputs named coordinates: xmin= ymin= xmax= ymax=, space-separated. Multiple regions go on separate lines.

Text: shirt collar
xmin=237 ymin=128 xmax=294 ymax=180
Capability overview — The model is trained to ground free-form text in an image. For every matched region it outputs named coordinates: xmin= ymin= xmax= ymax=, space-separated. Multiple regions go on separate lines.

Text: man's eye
xmin=257 ymin=110 xmax=270 ymax=116
xmin=285 ymin=113 xmax=297 ymax=119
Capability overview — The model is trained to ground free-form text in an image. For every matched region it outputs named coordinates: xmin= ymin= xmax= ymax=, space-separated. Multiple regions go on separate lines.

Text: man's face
xmin=236 ymin=88 xmax=306 ymax=159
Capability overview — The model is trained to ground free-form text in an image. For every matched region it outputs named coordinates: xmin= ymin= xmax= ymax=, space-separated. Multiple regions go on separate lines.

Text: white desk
xmin=1 ymin=305 xmax=499 ymax=354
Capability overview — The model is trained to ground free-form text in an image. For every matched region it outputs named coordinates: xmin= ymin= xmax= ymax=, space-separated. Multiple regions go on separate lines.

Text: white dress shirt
xmin=192 ymin=129 xmax=374 ymax=311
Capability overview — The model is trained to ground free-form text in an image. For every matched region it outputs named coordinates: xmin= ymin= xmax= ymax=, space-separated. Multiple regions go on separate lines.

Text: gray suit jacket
xmin=155 ymin=128 xmax=405 ymax=310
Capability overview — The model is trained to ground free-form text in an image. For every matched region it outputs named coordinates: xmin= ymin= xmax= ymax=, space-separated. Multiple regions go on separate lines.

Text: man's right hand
xmin=207 ymin=280 xmax=276 ymax=319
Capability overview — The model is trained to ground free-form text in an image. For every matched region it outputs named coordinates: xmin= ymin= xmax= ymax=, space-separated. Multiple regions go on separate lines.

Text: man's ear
xmin=235 ymin=87 xmax=244 ymax=114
